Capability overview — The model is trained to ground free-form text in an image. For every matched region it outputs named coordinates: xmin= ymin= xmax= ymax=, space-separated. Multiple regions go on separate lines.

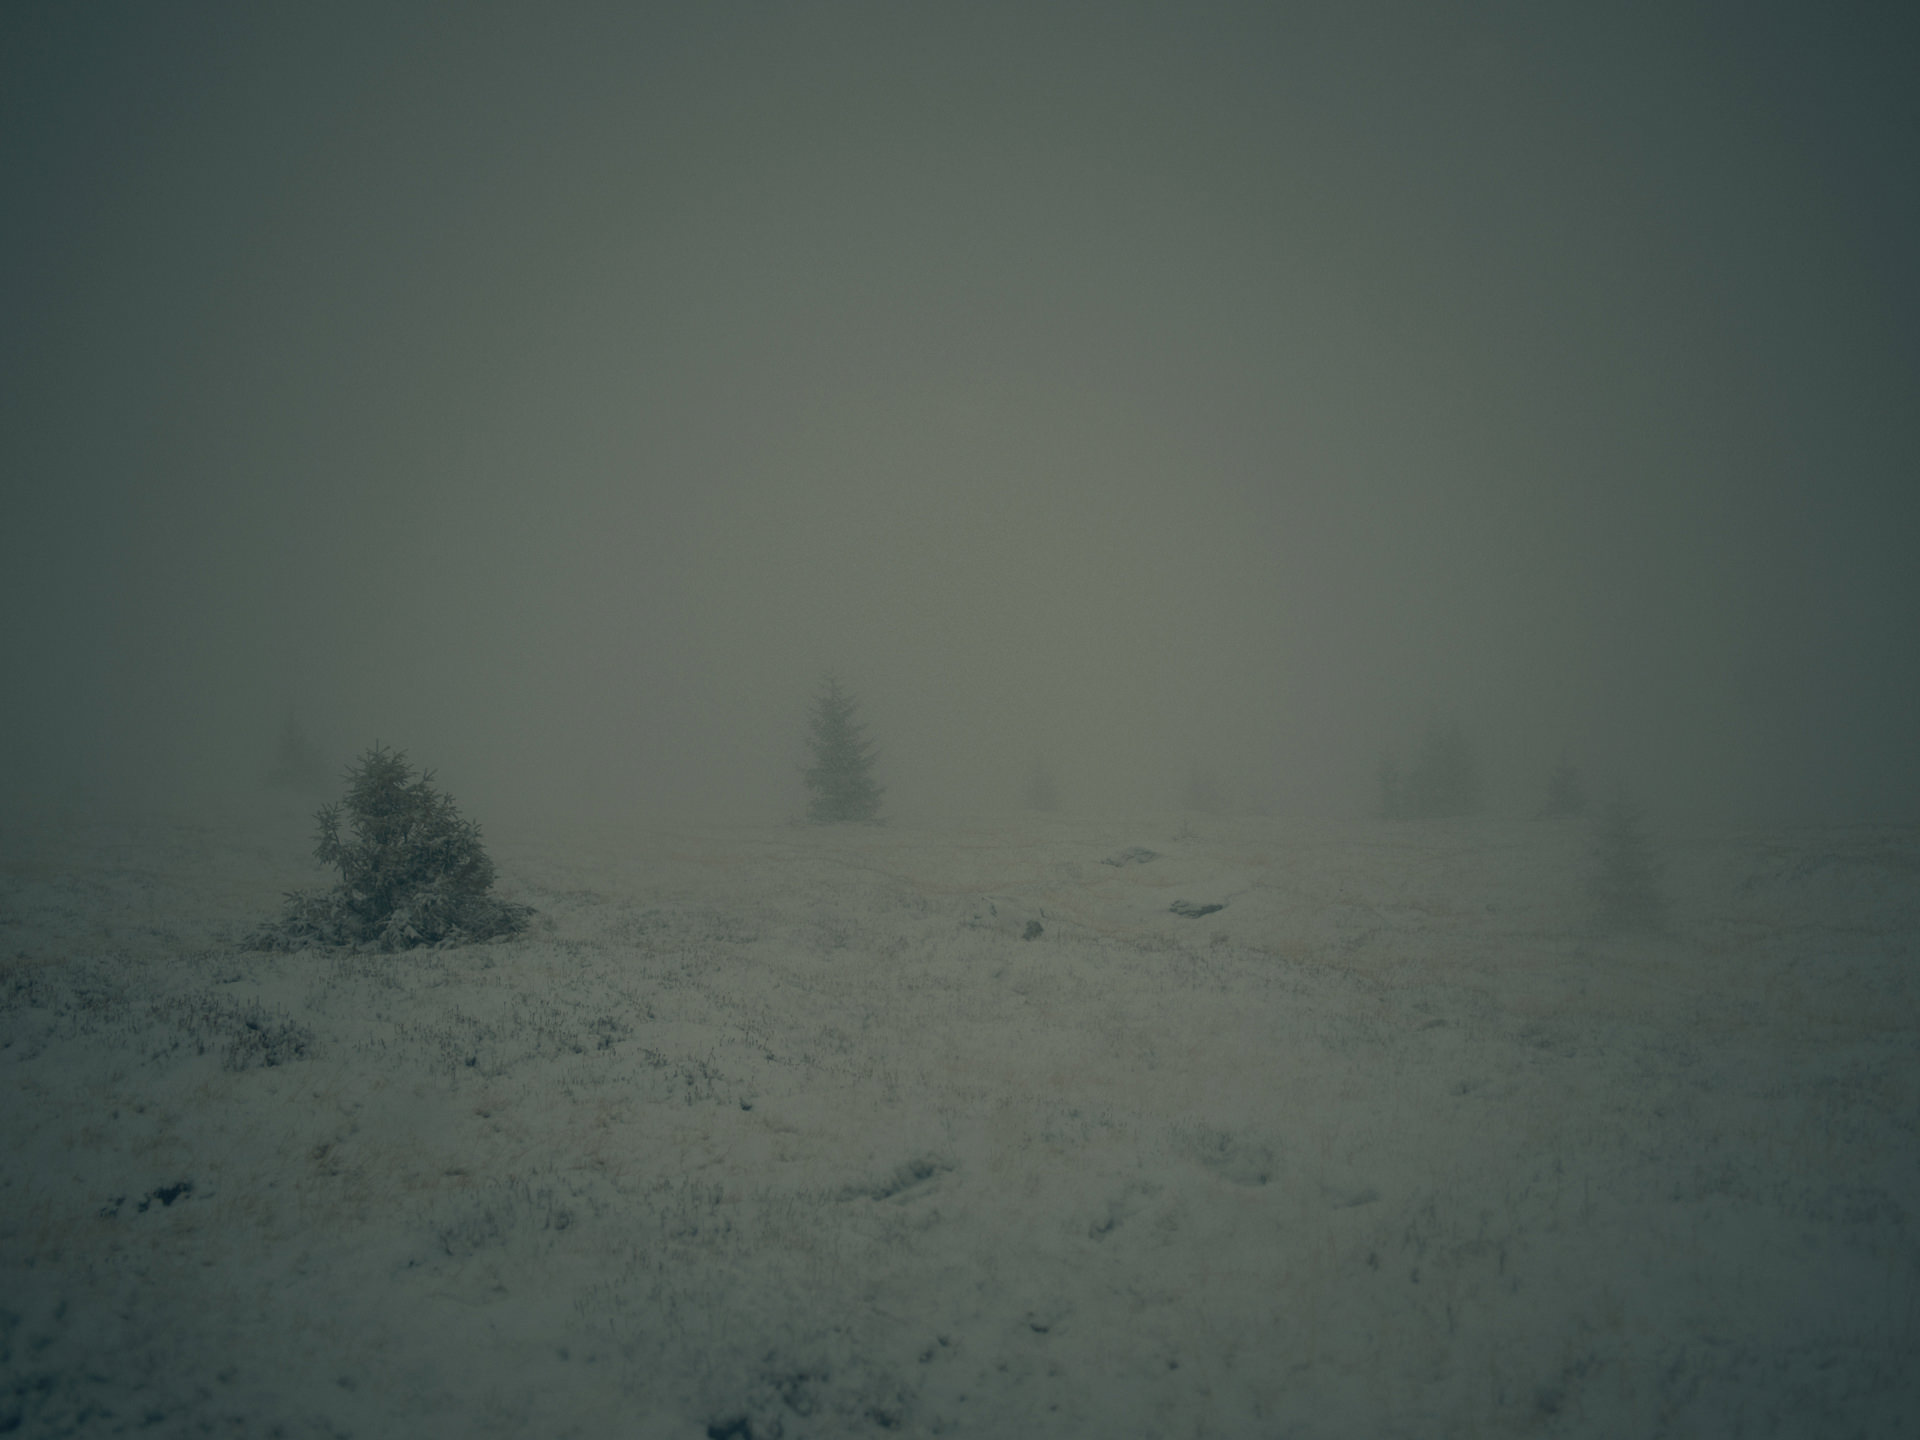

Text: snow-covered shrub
xmin=248 ymin=744 xmax=531 ymax=951
xmin=802 ymin=676 xmax=884 ymax=823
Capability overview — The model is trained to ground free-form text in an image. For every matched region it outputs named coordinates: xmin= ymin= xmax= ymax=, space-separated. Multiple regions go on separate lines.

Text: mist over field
xmin=4 ymin=1 xmax=1916 ymax=828
xmin=6 ymin=10 xmax=1920 ymax=1436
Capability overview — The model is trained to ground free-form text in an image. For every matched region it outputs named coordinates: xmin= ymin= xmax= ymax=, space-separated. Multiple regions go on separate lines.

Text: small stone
xmin=1168 ymin=899 xmax=1225 ymax=918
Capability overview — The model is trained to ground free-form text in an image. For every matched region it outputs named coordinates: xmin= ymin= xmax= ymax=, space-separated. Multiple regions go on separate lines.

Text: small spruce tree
xmin=249 ymin=744 xmax=532 ymax=951
xmin=803 ymin=676 xmax=884 ymax=823
xmin=1590 ymin=791 xmax=1667 ymax=933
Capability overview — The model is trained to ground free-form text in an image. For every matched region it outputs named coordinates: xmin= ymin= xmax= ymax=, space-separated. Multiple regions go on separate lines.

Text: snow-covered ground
xmin=4 ymin=804 xmax=1916 ymax=1437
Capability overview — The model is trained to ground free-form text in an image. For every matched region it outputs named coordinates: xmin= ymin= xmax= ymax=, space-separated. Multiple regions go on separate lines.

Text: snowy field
xmin=4 ymin=804 xmax=1917 ymax=1437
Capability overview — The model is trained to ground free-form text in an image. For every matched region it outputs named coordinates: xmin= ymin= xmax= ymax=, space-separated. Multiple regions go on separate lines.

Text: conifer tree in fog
xmin=1591 ymin=790 xmax=1667 ymax=932
xmin=1409 ymin=715 xmax=1481 ymax=816
xmin=267 ymin=709 xmax=332 ymax=793
xmin=1185 ymin=760 xmax=1225 ymax=815
xmin=1542 ymin=752 xmax=1588 ymax=817
xmin=803 ymin=676 xmax=884 ymax=823
xmin=248 ymin=743 xmax=531 ymax=951
xmin=1380 ymin=715 xmax=1482 ymax=818
xmin=1024 ymin=756 xmax=1061 ymax=813
xmin=1377 ymin=756 xmax=1406 ymax=819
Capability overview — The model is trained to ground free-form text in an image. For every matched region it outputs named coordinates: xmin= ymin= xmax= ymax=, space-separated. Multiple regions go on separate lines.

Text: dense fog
xmin=5 ymin=2 xmax=1916 ymax=827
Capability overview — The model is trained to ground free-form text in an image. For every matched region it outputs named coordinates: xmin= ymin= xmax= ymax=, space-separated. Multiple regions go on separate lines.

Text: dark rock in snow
xmin=1102 ymin=847 xmax=1160 ymax=867
xmin=1023 ymin=920 xmax=1044 ymax=940
xmin=839 ymin=1154 xmax=955 ymax=1204
xmin=1169 ymin=899 xmax=1225 ymax=918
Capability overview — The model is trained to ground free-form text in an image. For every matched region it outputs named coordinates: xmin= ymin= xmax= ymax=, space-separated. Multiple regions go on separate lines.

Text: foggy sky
xmin=5 ymin=2 xmax=1917 ymax=825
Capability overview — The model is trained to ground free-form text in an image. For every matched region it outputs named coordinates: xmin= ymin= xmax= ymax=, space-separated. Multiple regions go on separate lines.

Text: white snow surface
xmin=4 ymin=805 xmax=1917 ymax=1437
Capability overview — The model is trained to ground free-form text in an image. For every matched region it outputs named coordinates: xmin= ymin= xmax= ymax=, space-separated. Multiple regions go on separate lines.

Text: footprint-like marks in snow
xmin=1183 ymin=1125 xmax=1277 ymax=1187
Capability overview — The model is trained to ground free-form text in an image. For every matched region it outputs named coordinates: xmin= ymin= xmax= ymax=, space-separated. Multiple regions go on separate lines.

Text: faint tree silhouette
xmin=1590 ymin=790 xmax=1668 ymax=932
xmin=803 ymin=676 xmax=885 ymax=823
xmin=1380 ymin=715 xmax=1481 ymax=818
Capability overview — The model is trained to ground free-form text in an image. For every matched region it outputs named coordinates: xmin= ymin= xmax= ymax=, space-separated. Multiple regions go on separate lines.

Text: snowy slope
xmin=3 ymin=807 xmax=1916 ymax=1437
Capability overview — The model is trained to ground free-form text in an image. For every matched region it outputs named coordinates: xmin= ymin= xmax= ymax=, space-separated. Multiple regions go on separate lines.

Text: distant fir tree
xmin=803 ymin=676 xmax=884 ymax=823
xmin=267 ymin=709 xmax=332 ymax=793
xmin=1542 ymin=752 xmax=1588 ymax=818
xmin=1024 ymin=756 xmax=1061 ymax=813
xmin=1381 ymin=715 xmax=1482 ymax=818
xmin=1185 ymin=760 xmax=1225 ymax=815
xmin=1377 ymin=756 xmax=1406 ymax=819
xmin=1408 ymin=715 xmax=1481 ymax=817
xmin=1590 ymin=791 xmax=1667 ymax=933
